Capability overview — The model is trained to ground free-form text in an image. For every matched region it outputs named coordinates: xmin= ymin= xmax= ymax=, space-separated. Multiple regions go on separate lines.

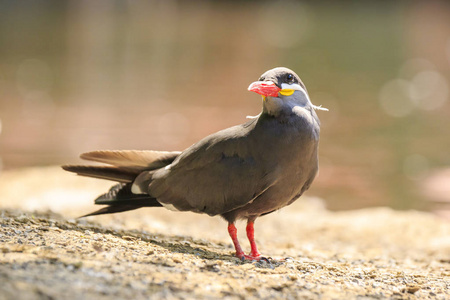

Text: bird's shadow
xmin=3 ymin=209 xmax=280 ymax=268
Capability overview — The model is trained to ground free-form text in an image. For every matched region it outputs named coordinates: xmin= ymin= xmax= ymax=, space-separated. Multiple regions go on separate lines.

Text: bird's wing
xmin=145 ymin=123 xmax=277 ymax=216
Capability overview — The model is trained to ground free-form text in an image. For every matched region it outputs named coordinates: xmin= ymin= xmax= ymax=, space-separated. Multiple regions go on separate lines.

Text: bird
xmin=62 ymin=67 xmax=328 ymax=261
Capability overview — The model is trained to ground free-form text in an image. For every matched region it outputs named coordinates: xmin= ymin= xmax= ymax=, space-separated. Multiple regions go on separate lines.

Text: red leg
xmin=228 ymin=222 xmax=264 ymax=261
xmin=227 ymin=223 xmax=245 ymax=259
xmin=246 ymin=221 xmax=261 ymax=259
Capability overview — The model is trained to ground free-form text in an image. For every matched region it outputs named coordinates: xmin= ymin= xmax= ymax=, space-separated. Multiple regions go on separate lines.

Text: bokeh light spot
xmin=409 ymin=71 xmax=448 ymax=110
xmin=379 ymin=79 xmax=414 ymax=117
xmin=398 ymin=58 xmax=435 ymax=78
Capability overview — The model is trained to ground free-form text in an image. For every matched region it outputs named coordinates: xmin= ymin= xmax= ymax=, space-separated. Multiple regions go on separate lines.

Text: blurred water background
xmin=0 ymin=0 xmax=449 ymax=212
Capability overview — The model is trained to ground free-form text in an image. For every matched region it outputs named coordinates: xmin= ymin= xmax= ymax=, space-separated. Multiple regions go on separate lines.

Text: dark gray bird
xmin=63 ymin=67 xmax=328 ymax=260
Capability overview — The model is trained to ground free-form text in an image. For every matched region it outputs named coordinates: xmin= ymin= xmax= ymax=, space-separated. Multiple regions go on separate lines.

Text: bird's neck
xmin=261 ymin=98 xmax=320 ymax=139
xmin=262 ymin=97 xmax=310 ymax=118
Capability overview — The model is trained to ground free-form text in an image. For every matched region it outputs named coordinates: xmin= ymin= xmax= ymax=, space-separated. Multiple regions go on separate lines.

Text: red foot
xmin=236 ymin=253 xmax=263 ymax=261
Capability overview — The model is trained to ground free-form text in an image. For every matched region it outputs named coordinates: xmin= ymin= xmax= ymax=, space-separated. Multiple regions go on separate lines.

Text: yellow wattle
xmin=279 ymin=89 xmax=295 ymax=96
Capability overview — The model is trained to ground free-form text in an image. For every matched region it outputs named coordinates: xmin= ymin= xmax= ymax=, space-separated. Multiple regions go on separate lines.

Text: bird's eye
xmin=286 ymin=74 xmax=294 ymax=82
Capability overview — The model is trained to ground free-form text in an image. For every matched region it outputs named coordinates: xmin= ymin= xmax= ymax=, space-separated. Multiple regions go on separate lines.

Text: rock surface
xmin=0 ymin=167 xmax=449 ymax=299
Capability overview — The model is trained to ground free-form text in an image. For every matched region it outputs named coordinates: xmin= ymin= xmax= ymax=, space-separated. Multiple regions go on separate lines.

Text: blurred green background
xmin=0 ymin=0 xmax=449 ymax=212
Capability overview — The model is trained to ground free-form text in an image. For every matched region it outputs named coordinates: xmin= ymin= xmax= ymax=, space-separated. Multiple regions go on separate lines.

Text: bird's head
xmin=248 ymin=67 xmax=328 ymax=116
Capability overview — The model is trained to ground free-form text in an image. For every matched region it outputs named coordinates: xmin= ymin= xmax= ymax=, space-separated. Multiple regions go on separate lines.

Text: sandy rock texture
xmin=0 ymin=167 xmax=449 ymax=299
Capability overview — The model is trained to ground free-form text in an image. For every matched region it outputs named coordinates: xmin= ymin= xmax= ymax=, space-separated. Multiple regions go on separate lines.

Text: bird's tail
xmin=62 ymin=150 xmax=181 ymax=182
xmin=62 ymin=150 xmax=181 ymax=217
xmin=79 ymin=183 xmax=163 ymax=217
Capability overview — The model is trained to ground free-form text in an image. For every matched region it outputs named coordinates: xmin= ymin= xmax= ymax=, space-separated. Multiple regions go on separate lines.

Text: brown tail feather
xmin=62 ymin=165 xmax=137 ymax=183
xmin=64 ymin=150 xmax=179 ymax=215
xmin=80 ymin=150 xmax=181 ymax=171
xmin=63 ymin=150 xmax=180 ymax=183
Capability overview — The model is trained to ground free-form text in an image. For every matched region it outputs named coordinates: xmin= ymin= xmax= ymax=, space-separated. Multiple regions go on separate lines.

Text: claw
xmin=236 ymin=253 xmax=267 ymax=262
xmin=259 ymin=256 xmax=270 ymax=263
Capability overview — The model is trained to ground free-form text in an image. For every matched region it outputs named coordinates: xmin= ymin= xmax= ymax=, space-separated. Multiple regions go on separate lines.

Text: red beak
xmin=248 ymin=81 xmax=281 ymax=97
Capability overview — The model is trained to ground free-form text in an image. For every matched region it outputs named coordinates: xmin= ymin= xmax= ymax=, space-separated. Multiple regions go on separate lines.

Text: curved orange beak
xmin=248 ymin=81 xmax=281 ymax=97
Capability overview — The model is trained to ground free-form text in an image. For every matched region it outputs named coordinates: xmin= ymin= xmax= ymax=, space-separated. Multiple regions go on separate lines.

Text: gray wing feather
xmin=147 ymin=123 xmax=276 ymax=216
